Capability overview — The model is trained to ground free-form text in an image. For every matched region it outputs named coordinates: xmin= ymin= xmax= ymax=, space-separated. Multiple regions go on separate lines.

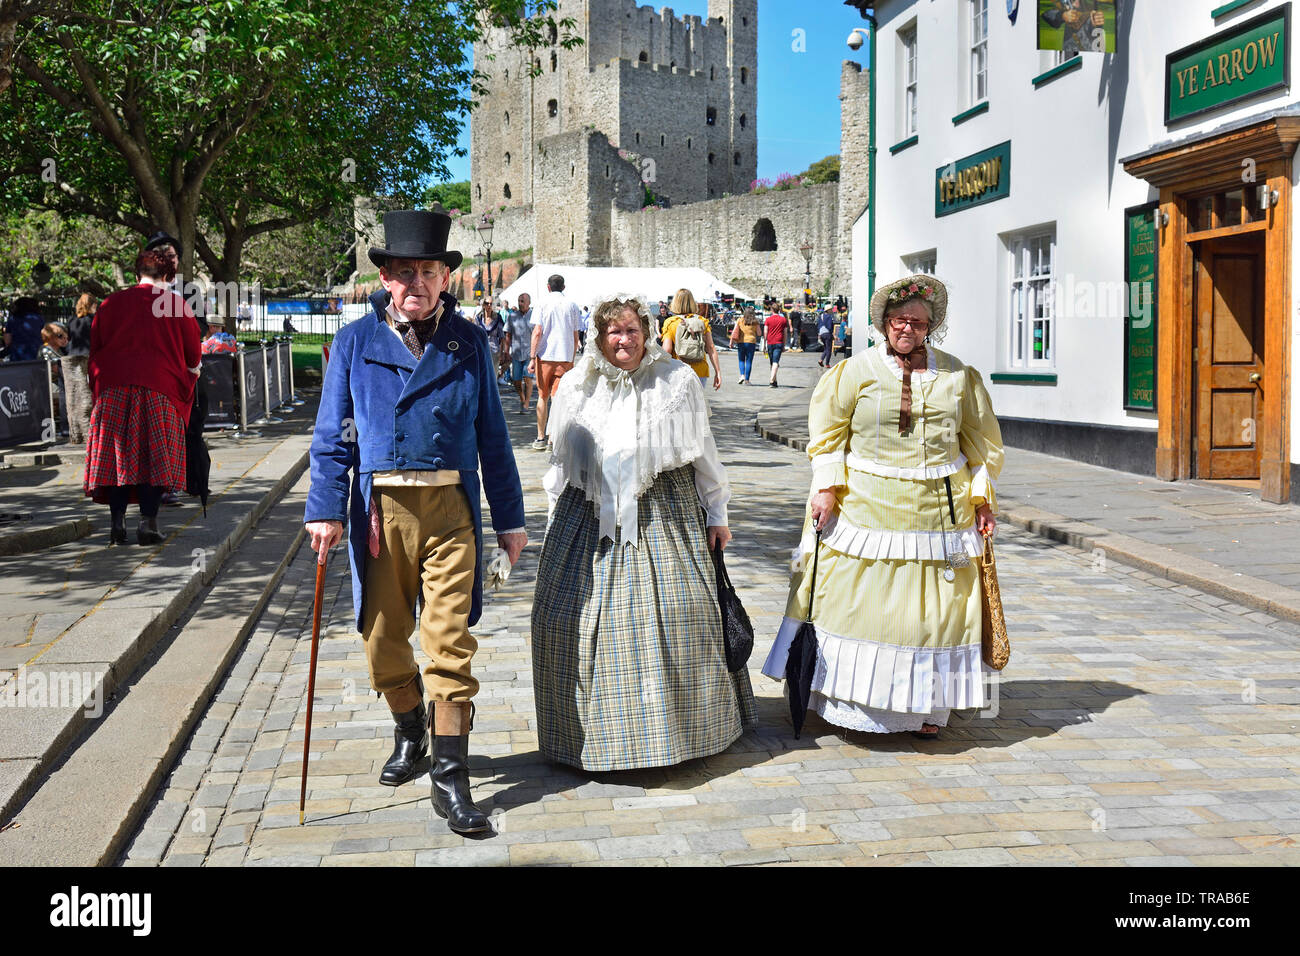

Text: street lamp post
xmin=476 ymin=213 xmax=495 ymax=308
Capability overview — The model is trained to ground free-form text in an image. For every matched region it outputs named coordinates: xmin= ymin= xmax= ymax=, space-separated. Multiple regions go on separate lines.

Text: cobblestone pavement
xmin=124 ymin=349 xmax=1300 ymax=866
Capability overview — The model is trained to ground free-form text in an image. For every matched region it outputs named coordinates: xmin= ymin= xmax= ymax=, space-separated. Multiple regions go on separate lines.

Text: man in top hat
xmin=303 ymin=208 xmax=527 ymax=835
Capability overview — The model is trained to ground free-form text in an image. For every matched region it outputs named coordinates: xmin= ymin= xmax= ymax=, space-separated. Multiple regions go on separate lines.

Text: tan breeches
xmin=360 ymin=484 xmax=478 ymax=702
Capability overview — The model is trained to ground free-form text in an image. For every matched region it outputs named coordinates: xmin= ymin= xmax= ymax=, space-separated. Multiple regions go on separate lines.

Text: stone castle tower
xmin=471 ymin=0 xmax=759 ymax=214
xmin=353 ymin=1 xmax=868 ymax=299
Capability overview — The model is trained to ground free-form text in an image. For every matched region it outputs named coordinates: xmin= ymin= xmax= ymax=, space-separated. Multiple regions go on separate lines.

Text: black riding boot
xmin=379 ymin=699 xmax=428 ymax=787
xmin=430 ymin=701 xmax=491 ymax=834
xmin=109 ymin=509 xmax=127 ymax=545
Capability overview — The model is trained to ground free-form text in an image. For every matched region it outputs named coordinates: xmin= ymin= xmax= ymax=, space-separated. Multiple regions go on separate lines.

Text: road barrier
xmin=0 ymin=360 xmax=55 ymax=448
xmin=200 ymin=354 xmax=238 ymax=429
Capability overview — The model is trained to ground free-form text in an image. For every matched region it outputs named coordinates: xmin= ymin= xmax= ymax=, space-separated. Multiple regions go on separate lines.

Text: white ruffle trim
xmin=763 ymin=617 xmax=990 ymax=713
xmin=846 ymin=451 xmax=967 ymax=480
xmin=970 ymin=463 xmax=996 ymax=505
xmin=809 ymin=693 xmax=951 ymax=733
xmin=796 ymin=513 xmax=983 ymax=565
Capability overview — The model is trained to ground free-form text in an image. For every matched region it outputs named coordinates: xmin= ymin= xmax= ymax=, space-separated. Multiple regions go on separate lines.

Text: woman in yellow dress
xmin=762 ymin=274 xmax=1003 ymax=739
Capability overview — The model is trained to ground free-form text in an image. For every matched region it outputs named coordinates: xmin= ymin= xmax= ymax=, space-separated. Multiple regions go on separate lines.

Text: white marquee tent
xmin=492 ymin=264 xmax=752 ymax=311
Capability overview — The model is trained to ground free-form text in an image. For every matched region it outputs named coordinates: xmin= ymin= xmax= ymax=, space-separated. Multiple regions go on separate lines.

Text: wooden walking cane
xmin=299 ymin=546 xmax=328 ymax=826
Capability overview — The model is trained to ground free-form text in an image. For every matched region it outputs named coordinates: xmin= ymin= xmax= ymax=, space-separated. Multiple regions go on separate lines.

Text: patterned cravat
xmin=889 ymin=345 xmax=927 ymax=434
xmin=391 ymin=299 xmax=443 ymax=360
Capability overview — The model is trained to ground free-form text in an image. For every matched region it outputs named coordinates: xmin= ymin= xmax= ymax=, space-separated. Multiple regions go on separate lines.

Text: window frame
xmin=1005 ymin=229 xmax=1056 ymax=371
xmin=969 ymin=0 xmax=989 ymax=107
xmin=903 ymin=250 xmax=937 ymax=276
xmin=900 ymin=24 xmax=918 ymax=138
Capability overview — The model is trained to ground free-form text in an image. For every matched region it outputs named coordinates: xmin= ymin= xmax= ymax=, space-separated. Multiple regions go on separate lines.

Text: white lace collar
xmin=546 ymin=337 xmax=711 ymax=546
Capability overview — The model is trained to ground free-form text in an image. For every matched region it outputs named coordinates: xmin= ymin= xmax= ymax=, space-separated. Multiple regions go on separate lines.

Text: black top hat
xmin=368 ymin=209 xmax=463 ymax=271
xmin=145 ymin=231 xmax=182 ymax=259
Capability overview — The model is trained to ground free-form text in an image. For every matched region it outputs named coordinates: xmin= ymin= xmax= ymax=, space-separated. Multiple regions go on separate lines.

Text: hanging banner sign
xmin=1165 ymin=5 xmax=1290 ymax=124
xmin=935 ymin=141 xmax=1011 ymax=218
xmin=1123 ymin=203 xmax=1158 ymax=412
xmin=1037 ymin=1 xmax=1116 ymax=54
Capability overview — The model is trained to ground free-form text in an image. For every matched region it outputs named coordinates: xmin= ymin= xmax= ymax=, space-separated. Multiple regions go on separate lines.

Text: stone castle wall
xmin=610 ymin=182 xmax=843 ymax=298
xmin=838 ymin=61 xmax=871 ymax=271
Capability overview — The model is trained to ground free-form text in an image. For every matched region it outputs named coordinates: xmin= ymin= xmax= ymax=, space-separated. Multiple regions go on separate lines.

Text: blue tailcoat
xmin=303 ymin=290 xmax=526 ymax=630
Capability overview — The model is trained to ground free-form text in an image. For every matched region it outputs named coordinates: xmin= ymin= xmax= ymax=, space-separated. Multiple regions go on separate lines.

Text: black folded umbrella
xmin=185 ymin=378 xmax=211 ymax=516
xmin=784 ymin=529 xmax=822 ymax=738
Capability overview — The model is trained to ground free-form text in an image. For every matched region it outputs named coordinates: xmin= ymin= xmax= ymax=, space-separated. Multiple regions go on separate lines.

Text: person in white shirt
xmin=527 ymin=274 xmax=584 ymax=450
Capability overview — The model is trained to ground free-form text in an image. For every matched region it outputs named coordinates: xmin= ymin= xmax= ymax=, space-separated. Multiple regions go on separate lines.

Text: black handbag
xmin=712 ymin=545 xmax=754 ymax=672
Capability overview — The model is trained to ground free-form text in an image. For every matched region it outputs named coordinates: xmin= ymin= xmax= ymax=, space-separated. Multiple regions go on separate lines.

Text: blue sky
xmin=439 ymin=1 xmax=872 ymax=183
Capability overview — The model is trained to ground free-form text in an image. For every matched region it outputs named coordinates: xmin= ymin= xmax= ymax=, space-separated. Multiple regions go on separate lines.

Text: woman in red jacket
xmin=84 ymin=247 xmax=201 ymax=544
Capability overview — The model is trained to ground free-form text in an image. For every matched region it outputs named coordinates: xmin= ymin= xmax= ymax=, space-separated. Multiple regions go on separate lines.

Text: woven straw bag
xmin=979 ymin=532 xmax=1010 ymax=670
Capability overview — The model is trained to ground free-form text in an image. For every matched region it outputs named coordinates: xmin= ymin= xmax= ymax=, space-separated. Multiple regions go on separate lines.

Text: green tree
xmin=0 ymin=1 xmax=578 ymax=309
xmin=423 ymin=180 xmax=472 ymax=215
xmin=0 ymin=208 xmax=133 ymax=294
xmin=799 ymin=154 xmax=840 ymax=184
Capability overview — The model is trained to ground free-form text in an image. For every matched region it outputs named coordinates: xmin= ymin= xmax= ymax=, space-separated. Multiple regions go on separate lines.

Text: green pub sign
xmin=1123 ymin=204 xmax=1157 ymax=412
xmin=934 ymin=141 xmax=1011 ymax=218
xmin=1166 ymin=5 xmax=1290 ymax=124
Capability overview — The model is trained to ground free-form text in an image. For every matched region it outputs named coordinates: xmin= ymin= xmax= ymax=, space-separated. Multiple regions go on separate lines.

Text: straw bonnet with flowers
xmin=762 ymin=272 xmax=1006 ymax=738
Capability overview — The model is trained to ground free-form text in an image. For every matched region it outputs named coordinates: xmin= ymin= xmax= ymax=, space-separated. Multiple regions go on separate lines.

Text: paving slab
xmin=105 ymin=353 xmax=1300 ymax=867
xmin=0 ymin=398 xmax=315 ymax=827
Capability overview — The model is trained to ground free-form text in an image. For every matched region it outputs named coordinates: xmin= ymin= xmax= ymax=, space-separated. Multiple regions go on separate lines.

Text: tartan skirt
xmin=83 ymin=385 xmax=186 ymax=504
xmin=531 ymin=465 xmax=757 ymax=771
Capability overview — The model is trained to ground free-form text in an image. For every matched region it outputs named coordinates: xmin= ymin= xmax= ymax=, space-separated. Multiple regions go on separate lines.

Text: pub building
xmin=854 ymin=0 xmax=1296 ymax=503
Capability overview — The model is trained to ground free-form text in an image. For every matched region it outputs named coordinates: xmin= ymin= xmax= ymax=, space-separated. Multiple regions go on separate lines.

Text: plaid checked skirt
xmin=531 ymin=465 xmax=757 ymax=771
xmin=83 ymin=385 xmax=186 ymax=504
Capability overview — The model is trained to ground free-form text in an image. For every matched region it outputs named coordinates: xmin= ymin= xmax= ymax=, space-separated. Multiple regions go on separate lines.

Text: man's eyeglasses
xmin=389 ymin=266 xmax=445 ymax=284
xmin=887 ymin=317 xmax=929 ymax=331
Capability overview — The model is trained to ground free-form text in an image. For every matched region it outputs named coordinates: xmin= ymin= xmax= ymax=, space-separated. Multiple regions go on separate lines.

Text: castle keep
xmin=356 ymin=3 xmax=870 ymax=300
xmin=472 ymin=0 xmax=758 ymax=213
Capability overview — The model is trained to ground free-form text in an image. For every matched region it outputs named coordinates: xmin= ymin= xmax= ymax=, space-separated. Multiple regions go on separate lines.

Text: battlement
xmin=471 ymin=0 xmax=757 ymax=215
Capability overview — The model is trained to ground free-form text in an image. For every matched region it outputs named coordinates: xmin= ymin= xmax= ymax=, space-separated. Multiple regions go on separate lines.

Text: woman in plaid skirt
xmin=532 ymin=296 xmax=756 ymax=771
xmin=84 ymin=246 xmax=201 ymax=545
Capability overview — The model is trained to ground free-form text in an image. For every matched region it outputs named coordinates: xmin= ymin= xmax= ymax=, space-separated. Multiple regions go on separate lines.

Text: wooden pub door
xmin=1193 ymin=236 xmax=1266 ymax=480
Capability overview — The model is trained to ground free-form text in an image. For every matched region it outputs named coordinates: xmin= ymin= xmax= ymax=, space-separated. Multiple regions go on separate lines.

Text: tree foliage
xmin=0 ymin=208 xmax=133 ymax=294
xmin=0 ymin=0 xmax=579 ymax=307
xmin=799 ymin=154 xmax=840 ymax=184
xmin=422 ymin=180 xmax=473 ymax=215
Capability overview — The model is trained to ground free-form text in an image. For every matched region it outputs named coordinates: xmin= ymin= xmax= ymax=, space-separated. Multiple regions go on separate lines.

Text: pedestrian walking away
xmin=763 ymin=304 xmax=789 ymax=387
xmin=762 ymin=274 xmax=1004 ymax=738
xmin=532 ymin=296 xmax=755 ymax=771
xmin=729 ymin=305 xmax=760 ymax=384
xmin=661 ymin=287 xmax=722 ymax=391
xmin=818 ymin=306 xmax=836 ymax=367
xmin=303 ymin=209 xmax=527 ymax=835
xmin=63 ymin=293 xmax=95 ymax=444
xmin=503 ymin=292 xmax=535 ymax=414
xmin=83 ymin=245 xmax=201 ymax=545
xmin=529 ymin=274 xmax=585 ymax=450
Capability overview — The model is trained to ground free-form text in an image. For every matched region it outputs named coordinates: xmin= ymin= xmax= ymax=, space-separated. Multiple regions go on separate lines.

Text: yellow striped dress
xmin=762 ymin=343 xmax=1004 ymax=733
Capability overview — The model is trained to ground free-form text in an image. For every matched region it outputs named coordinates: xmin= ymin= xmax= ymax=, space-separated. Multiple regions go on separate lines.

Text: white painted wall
xmin=862 ymin=0 xmax=1299 ymax=459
